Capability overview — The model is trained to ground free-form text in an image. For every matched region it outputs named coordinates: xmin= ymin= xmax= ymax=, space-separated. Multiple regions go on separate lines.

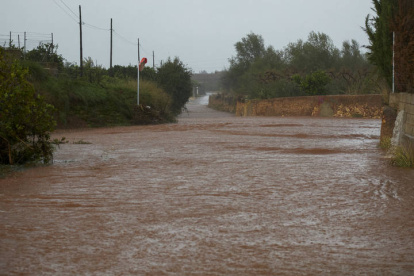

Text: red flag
xmin=139 ymin=58 xmax=147 ymax=71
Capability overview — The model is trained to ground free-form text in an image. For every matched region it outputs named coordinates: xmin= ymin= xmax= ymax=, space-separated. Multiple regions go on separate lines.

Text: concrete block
xmin=406 ymin=113 xmax=414 ymax=125
xmin=403 ymin=123 xmax=410 ymax=134
xmin=409 ymin=123 xmax=414 ymax=136
xmin=404 ymin=93 xmax=413 ymax=103
xmin=409 ymin=93 xmax=414 ymax=104
xmin=408 ymin=124 xmax=414 ymax=136
xmin=392 ymin=110 xmax=406 ymax=147
xmin=403 ymin=93 xmax=408 ymax=103
xmin=399 ymin=101 xmax=406 ymax=112
xmin=405 ymin=123 xmax=414 ymax=137
xmin=389 ymin=93 xmax=400 ymax=109
xmin=405 ymin=103 xmax=414 ymax=115
xmin=404 ymin=93 xmax=412 ymax=104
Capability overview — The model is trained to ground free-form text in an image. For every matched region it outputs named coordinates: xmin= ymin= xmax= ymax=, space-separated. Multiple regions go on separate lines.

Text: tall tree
xmin=341 ymin=40 xmax=365 ymax=69
xmin=224 ymin=33 xmax=277 ymax=93
xmin=364 ymin=0 xmax=398 ymax=87
xmin=285 ymin=32 xmax=339 ymax=72
xmin=392 ymin=0 xmax=414 ymax=92
xmin=231 ymin=32 xmax=267 ymax=69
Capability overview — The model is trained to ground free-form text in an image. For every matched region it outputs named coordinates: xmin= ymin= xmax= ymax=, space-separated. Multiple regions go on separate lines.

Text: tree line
xmin=221 ymin=31 xmax=378 ymax=99
xmin=221 ymin=0 xmax=413 ymax=100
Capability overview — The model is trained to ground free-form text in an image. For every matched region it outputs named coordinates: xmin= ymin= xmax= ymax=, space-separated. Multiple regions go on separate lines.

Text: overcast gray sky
xmin=1 ymin=0 xmax=374 ymax=73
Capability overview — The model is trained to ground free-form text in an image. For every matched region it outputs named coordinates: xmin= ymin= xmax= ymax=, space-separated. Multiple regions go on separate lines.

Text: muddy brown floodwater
xmin=1 ymin=95 xmax=414 ymax=275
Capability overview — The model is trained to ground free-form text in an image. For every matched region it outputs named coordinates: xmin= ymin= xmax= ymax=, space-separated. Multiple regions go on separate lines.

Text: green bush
xmin=292 ymin=70 xmax=331 ymax=95
xmin=0 ymin=49 xmax=56 ymax=165
xmin=156 ymin=57 xmax=193 ymax=115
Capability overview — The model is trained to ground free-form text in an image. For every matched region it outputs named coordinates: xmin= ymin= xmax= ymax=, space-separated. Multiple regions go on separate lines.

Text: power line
xmin=139 ymin=43 xmax=152 ymax=57
xmin=59 ymin=0 xmax=78 ymax=18
xmin=113 ymin=30 xmax=137 ymax=46
xmin=84 ymin=23 xmax=109 ymax=31
xmin=52 ymin=0 xmax=78 ymax=23
xmin=11 ymin=32 xmax=50 ymax=36
xmin=53 ymin=1 xmax=109 ymax=31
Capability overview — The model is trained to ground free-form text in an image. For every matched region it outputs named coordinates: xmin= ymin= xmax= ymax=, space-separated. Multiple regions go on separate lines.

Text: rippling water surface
xmin=1 ymin=95 xmax=414 ymax=275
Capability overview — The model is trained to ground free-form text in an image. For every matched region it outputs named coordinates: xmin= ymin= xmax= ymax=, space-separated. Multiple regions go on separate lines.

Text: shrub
xmin=156 ymin=57 xmax=192 ymax=115
xmin=292 ymin=70 xmax=331 ymax=95
xmin=0 ymin=48 xmax=56 ymax=164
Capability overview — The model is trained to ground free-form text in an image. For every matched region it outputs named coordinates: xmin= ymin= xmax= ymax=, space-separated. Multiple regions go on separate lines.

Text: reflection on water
xmin=1 ymin=98 xmax=414 ymax=275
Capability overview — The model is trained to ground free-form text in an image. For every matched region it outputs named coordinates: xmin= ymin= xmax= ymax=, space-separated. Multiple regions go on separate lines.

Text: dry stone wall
xmin=209 ymin=94 xmax=382 ymax=119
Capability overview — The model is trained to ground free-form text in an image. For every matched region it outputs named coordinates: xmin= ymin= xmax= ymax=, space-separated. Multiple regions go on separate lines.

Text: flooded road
xmin=1 ymin=95 xmax=414 ymax=275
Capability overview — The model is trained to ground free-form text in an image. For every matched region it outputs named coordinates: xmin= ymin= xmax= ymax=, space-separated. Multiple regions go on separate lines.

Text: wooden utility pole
xmin=24 ymin=32 xmax=26 ymax=59
xmin=110 ymin=18 xmax=113 ymax=75
xmin=79 ymin=5 xmax=83 ymax=77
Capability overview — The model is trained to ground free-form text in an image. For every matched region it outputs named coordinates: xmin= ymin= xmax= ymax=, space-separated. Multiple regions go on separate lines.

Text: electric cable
xmin=52 ymin=0 xmax=78 ymax=23
xmin=84 ymin=23 xmax=110 ymax=31
xmin=59 ymin=0 xmax=78 ymax=18
xmin=113 ymin=30 xmax=137 ymax=46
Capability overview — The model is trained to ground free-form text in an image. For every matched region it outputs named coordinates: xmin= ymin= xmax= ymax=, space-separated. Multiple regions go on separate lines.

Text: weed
xmin=52 ymin=137 xmax=68 ymax=145
xmin=72 ymin=139 xmax=92 ymax=145
xmin=379 ymin=137 xmax=392 ymax=150
xmin=391 ymin=140 xmax=414 ymax=168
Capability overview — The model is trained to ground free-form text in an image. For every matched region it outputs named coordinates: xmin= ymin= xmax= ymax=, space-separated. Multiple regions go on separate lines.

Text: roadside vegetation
xmin=221 ymin=31 xmax=382 ymax=100
xmin=0 ymin=44 xmax=193 ymax=167
xmin=391 ymin=141 xmax=414 ymax=168
xmin=0 ymin=48 xmax=55 ymax=166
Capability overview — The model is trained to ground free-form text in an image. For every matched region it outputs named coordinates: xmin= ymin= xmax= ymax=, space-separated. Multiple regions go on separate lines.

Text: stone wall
xmin=388 ymin=93 xmax=414 ymax=144
xmin=208 ymin=94 xmax=239 ymax=113
xmin=209 ymin=94 xmax=382 ymax=119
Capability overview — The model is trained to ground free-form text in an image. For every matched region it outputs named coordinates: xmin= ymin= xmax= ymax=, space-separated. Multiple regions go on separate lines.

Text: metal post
xmin=138 ymin=39 xmax=140 ymax=62
xmin=137 ymin=38 xmax=140 ymax=106
xmin=392 ymin=31 xmax=395 ymax=93
xmin=137 ymin=66 xmax=140 ymax=106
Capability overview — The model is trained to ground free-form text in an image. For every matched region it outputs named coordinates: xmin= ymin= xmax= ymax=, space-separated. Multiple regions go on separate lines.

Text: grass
xmin=391 ymin=141 xmax=414 ymax=168
xmin=379 ymin=136 xmax=413 ymax=168
xmin=379 ymin=137 xmax=392 ymax=150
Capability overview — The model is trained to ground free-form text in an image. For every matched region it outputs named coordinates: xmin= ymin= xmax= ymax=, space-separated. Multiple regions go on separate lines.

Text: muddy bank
xmin=1 ymin=96 xmax=414 ymax=275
